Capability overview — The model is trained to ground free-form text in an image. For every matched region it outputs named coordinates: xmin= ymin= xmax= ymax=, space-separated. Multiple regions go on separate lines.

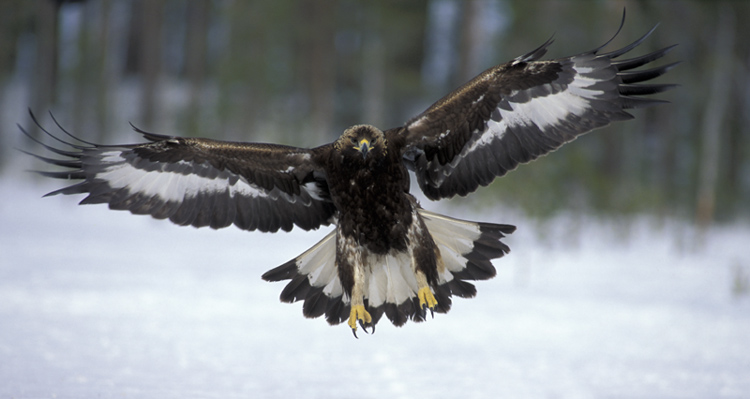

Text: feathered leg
xmin=337 ymin=231 xmax=373 ymax=338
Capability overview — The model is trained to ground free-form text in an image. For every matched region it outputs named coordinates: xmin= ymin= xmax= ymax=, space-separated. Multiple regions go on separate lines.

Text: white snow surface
xmin=1 ymin=177 xmax=749 ymax=398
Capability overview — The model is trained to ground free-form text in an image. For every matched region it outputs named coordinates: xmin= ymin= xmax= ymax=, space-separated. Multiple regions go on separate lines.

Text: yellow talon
xmin=348 ymin=304 xmax=372 ymax=337
xmin=418 ymin=286 xmax=438 ymax=315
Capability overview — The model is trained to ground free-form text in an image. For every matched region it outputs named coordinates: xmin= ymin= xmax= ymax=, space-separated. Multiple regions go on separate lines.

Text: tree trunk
xmin=138 ymin=0 xmax=164 ymax=128
xmin=72 ymin=2 xmax=95 ymax=136
xmin=94 ymin=0 xmax=113 ymax=142
xmin=31 ymin=0 xmax=60 ymax=139
xmin=362 ymin=9 xmax=385 ymax=127
xmin=301 ymin=0 xmax=336 ymax=141
xmin=696 ymin=5 xmax=734 ymax=228
xmin=184 ymin=0 xmax=209 ymax=137
xmin=457 ymin=0 xmax=483 ymax=83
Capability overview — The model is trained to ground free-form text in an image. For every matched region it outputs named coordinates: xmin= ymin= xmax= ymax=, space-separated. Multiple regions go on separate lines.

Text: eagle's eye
xmin=350 ymin=137 xmax=358 ymax=145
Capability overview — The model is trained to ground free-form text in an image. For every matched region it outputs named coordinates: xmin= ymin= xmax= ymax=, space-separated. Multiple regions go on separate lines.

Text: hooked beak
xmin=354 ymin=139 xmax=370 ymax=158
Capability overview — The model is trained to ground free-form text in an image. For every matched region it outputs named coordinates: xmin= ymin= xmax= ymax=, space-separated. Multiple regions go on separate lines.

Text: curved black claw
xmin=358 ymin=319 xmax=372 ymax=335
xmin=421 ymin=303 xmax=435 ymax=319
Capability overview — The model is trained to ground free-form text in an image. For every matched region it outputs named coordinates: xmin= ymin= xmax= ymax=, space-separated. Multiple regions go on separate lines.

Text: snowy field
xmin=1 ymin=177 xmax=749 ymax=399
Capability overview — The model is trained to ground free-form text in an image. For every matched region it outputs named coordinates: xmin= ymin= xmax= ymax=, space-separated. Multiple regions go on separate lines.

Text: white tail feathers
xmin=262 ymin=208 xmax=514 ymax=327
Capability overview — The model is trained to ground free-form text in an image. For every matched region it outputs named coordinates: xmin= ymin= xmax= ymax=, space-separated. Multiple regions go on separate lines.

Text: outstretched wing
xmin=21 ymin=113 xmax=336 ymax=232
xmin=392 ymin=18 xmax=677 ymax=200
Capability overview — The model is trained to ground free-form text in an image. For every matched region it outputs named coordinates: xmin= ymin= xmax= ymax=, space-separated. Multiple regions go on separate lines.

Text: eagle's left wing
xmin=22 ymin=114 xmax=336 ymax=233
xmin=392 ymin=21 xmax=677 ymax=200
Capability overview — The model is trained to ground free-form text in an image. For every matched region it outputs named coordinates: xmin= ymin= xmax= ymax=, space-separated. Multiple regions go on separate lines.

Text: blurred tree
xmin=93 ymin=0 xmax=113 ymax=142
xmin=300 ymin=0 xmax=337 ymax=142
xmin=184 ymin=0 xmax=210 ymax=137
xmin=31 ymin=0 xmax=61 ymax=139
xmin=696 ymin=6 xmax=733 ymax=228
xmin=361 ymin=3 xmax=386 ymax=127
xmin=0 ymin=1 xmax=24 ymax=78
xmin=139 ymin=0 xmax=164 ymax=128
xmin=0 ymin=0 xmax=31 ymax=166
xmin=457 ymin=0 xmax=483 ymax=84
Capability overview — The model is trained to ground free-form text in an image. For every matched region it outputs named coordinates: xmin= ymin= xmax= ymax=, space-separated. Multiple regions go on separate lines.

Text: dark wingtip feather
xmin=591 ymin=7 xmax=628 ymax=54
xmin=42 ymin=181 xmax=89 ymax=197
xmin=619 ymin=62 xmax=681 ymax=84
xmin=18 ymin=120 xmax=85 ymax=158
xmin=514 ymin=35 xmax=555 ymax=64
xmin=130 ymin=122 xmax=174 ymax=142
xmin=619 ymin=83 xmax=678 ymax=97
xmin=18 ymin=148 xmax=82 ymax=169
xmin=598 ymin=23 xmax=659 ymax=59
xmin=48 ymin=111 xmax=100 ymax=146
xmin=27 ymin=110 xmax=89 ymax=149
xmin=615 ymin=45 xmax=679 ymax=72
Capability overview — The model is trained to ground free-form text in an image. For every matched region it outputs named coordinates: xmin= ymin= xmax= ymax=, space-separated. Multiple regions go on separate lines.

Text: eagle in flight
xmin=23 ymin=16 xmax=675 ymax=337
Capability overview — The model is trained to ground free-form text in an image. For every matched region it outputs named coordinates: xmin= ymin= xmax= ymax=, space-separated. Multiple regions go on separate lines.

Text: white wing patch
xmin=498 ymin=62 xmax=607 ymax=133
xmin=95 ymin=151 xmax=270 ymax=203
xmin=428 ymin=61 xmax=609 ymax=186
xmin=502 ymin=88 xmax=591 ymax=130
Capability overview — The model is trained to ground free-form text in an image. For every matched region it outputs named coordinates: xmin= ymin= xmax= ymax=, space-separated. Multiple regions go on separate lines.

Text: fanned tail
xmin=262 ymin=209 xmax=515 ymax=330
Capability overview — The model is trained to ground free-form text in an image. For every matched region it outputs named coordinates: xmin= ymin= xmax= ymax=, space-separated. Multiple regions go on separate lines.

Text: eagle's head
xmin=336 ymin=125 xmax=387 ymax=165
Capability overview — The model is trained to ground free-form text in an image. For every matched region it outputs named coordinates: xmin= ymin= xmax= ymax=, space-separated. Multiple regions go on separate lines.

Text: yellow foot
xmin=348 ymin=304 xmax=373 ymax=338
xmin=418 ymin=286 xmax=438 ymax=318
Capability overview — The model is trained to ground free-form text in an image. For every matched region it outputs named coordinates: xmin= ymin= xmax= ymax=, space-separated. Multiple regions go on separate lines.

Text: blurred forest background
xmin=0 ymin=0 xmax=748 ymax=226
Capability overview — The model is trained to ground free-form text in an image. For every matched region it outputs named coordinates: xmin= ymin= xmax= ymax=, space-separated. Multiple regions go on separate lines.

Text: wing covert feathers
xmin=397 ymin=21 xmax=676 ymax=200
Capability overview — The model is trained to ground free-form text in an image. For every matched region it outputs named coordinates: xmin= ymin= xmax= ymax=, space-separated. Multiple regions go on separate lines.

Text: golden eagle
xmin=22 ymin=17 xmax=675 ymax=337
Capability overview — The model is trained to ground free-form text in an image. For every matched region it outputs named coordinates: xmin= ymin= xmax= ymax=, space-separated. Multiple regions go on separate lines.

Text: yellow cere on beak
xmin=354 ymin=139 xmax=370 ymax=158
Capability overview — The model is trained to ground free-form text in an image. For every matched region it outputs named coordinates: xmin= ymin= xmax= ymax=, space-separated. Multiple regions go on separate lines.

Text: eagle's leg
xmin=415 ymin=270 xmax=438 ymax=318
xmin=410 ymin=213 xmax=441 ymax=319
xmin=345 ymin=247 xmax=372 ymax=338
xmin=349 ymin=263 xmax=371 ymax=334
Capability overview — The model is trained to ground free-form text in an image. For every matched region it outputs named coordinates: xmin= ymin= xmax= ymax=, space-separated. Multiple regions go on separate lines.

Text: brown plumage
xmin=22 ymin=15 xmax=675 ymax=336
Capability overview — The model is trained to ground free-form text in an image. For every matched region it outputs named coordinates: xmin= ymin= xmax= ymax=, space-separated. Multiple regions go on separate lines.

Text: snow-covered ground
xmin=1 ymin=177 xmax=749 ymax=399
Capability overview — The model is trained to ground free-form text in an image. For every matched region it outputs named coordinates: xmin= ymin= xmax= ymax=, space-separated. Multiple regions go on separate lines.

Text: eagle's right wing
xmin=392 ymin=16 xmax=677 ymax=201
xmin=21 ymin=113 xmax=336 ymax=232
